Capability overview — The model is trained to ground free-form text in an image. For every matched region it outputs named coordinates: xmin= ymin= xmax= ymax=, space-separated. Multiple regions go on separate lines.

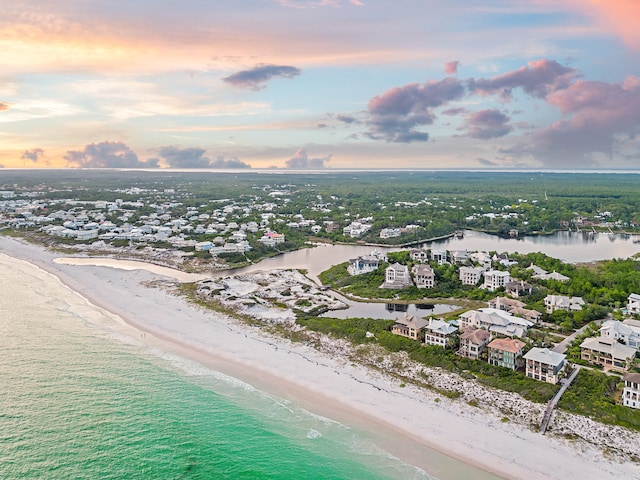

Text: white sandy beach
xmin=2 ymin=235 xmax=639 ymax=480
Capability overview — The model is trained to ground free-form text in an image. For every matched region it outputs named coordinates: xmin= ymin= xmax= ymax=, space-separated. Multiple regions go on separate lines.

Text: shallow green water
xmin=0 ymin=255 xmax=429 ymax=480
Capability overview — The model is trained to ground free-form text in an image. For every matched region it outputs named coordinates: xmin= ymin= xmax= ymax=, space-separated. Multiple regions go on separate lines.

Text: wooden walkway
xmin=540 ymin=365 xmax=581 ymax=434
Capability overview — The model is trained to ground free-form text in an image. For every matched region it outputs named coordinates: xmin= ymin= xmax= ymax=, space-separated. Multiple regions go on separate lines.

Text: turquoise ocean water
xmin=0 ymin=255 xmax=431 ymax=480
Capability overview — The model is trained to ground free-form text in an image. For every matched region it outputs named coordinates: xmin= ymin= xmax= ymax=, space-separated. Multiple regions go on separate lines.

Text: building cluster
xmin=0 ymin=186 xmax=308 ymax=256
xmin=390 ymin=295 xmax=568 ymax=385
xmin=348 ymin=247 xmax=564 ymax=296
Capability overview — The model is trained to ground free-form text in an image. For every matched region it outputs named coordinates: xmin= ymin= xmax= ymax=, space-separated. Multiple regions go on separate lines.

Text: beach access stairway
xmin=539 ymin=366 xmax=581 ymax=434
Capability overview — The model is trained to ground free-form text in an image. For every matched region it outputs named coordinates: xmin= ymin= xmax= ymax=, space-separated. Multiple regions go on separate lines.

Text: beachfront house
xmin=459 ymin=266 xmax=484 ymax=286
xmin=483 ymin=270 xmax=511 ymax=292
xmin=391 ymin=313 xmax=428 ymax=341
xmin=623 ymin=373 xmax=640 ymax=409
xmin=423 ymin=318 xmax=458 ymax=348
xmin=544 ymin=295 xmax=585 ymax=314
xmin=381 ymin=263 xmax=412 ymax=289
xmin=524 ymin=347 xmax=566 ymax=384
xmin=458 ymin=328 xmax=491 ymax=360
xmin=487 ymin=338 xmax=526 ymax=370
xmin=628 ymin=293 xmax=640 ymax=315
xmin=412 ymin=264 xmax=435 ymax=289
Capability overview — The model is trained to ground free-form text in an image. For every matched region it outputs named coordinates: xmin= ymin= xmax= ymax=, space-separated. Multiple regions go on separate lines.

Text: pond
xmin=319 ymin=300 xmax=460 ymax=320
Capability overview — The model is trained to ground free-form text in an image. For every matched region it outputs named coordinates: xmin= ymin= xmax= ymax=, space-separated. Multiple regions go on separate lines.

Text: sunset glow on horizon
xmin=1 ymin=1 xmax=640 ymax=170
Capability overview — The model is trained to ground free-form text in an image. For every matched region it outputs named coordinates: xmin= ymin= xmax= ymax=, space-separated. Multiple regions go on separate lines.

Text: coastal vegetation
xmin=297 ymin=316 xmax=558 ymax=403
xmin=4 ymin=170 xmax=640 ymax=440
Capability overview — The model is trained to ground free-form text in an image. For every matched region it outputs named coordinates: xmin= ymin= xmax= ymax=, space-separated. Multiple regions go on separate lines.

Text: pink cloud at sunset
xmin=1 ymin=1 xmax=640 ymax=169
xmin=555 ymin=0 xmax=640 ymax=51
xmin=468 ymin=59 xmax=577 ymax=100
xmin=444 ymin=61 xmax=460 ymax=75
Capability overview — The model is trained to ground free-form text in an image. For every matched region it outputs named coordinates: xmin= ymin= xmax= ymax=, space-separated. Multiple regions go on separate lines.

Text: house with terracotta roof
xmin=487 ymin=338 xmax=526 ymax=370
xmin=623 ymin=372 xmax=640 ymax=409
xmin=458 ymin=328 xmax=492 ymax=360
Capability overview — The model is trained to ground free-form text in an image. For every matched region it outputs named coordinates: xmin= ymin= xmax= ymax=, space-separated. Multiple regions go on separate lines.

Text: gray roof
xmin=523 ymin=347 xmax=566 ymax=366
xmin=580 ymin=337 xmax=637 ymax=359
xmin=394 ymin=313 xmax=429 ymax=330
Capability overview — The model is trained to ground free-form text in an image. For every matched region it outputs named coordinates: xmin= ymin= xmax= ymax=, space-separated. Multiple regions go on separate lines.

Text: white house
xmin=627 ymin=293 xmax=640 ymax=315
xmin=258 ymin=231 xmax=285 ymax=247
xmin=533 ymin=270 xmax=570 ymax=282
xmin=623 ymin=373 xmax=640 ymax=409
xmin=458 ymin=308 xmax=533 ymax=338
xmin=348 ymin=255 xmax=381 ymax=276
xmin=423 ymin=318 xmax=458 ymax=348
xmin=544 ymin=295 xmax=585 ymax=314
xmin=195 ymin=241 xmax=213 ymax=252
xmin=75 ymin=229 xmax=99 ymax=241
xmin=470 ymin=251 xmax=492 ymax=269
xmin=459 ymin=266 xmax=484 ymax=286
xmin=343 ymin=221 xmax=371 ymax=238
xmin=431 ymin=249 xmax=447 ymax=265
xmin=483 ymin=270 xmax=511 ymax=292
xmin=381 ymin=263 xmax=412 ymax=289
xmin=599 ymin=320 xmax=640 ymax=349
xmin=379 ymin=228 xmax=401 ymax=238
xmin=449 ymin=249 xmax=469 ymax=264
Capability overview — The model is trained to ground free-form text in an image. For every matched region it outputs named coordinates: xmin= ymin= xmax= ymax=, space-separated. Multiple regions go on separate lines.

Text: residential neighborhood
xmin=3 ymin=170 xmax=640 ymax=423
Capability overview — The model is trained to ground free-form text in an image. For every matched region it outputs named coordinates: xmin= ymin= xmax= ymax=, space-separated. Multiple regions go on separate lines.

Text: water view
xmin=227 ymin=230 xmax=640 ymax=284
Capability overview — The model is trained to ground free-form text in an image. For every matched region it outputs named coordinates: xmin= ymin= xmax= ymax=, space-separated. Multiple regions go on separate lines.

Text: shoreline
xmin=2 ymin=235 xmax=639 ymax=480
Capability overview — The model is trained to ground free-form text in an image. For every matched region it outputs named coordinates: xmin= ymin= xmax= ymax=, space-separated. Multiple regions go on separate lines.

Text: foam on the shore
xmin=2 ymin=235 xmax=639 ymax=480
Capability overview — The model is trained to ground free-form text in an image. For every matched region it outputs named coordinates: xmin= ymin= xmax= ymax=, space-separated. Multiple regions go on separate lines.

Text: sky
xmin=1 ymin=0 xmax=640 ymax=170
